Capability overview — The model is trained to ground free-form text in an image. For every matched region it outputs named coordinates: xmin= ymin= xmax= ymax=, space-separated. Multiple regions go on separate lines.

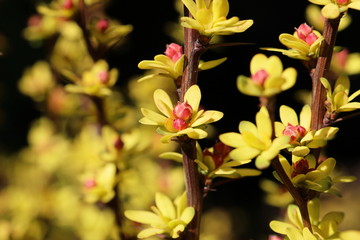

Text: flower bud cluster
xmin=295 ymin=23 xmax=319 ymax=45
xmin=282 ymin=123 xmax=306 ymax=144
xmin=171 ymin=102 xmax=193 ymax=131
xmin=165 ymin=43 xmax=183 ymax=62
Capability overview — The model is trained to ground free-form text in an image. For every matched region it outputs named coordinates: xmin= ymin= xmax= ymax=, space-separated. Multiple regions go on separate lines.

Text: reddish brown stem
xmin=271 ymin=157 xmax=312 ymax=229
xmin=310 ymin=16 xmax=342 ymax=131
xmin=178 ymin=137 xmax=203 ymax=240
xmin=260 ymin=97 xmax=312 ymax=230
xmin=177 ymin=5 xmax=209 ymax=240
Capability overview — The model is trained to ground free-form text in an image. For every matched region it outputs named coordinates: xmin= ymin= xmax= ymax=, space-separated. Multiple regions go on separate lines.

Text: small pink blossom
xmin=172 ymin=118 xmax=188 ymax=131
xmin=251 ymin=69 xmax=269 ymax=86
xmin=295 ymin=23 xmax=318 ymax=45
xmin=96 ymin=19 xmax=110 ymax=32
xmin=336 ymin=0 xmax=349 ymax=4
xmin=333 ymin=48 xmax=349 ymax=69
xmin=268 ymin=235 xmax=283 ymax=240
xmin=98 ymin=71 xmax=109 ymax=83
xmin=63 ymin=0 xmax=74 ymax=9
xmin=84 ymin=179 xmax=97 ymax=189
xmin=165 ymin=43 xmax=183 ymax=62
xmin=173 ymin=101 xmax=193 ymax=120
xmin=282 ymin=123 xmax=306 ymax=144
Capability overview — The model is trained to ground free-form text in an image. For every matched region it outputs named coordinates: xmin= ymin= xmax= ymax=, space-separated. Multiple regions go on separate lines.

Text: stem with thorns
xmin=177 ymin=6 xmax=209 ymax=240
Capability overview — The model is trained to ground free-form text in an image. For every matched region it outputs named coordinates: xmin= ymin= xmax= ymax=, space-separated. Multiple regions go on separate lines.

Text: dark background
xmin=1 ymin=0 xmax=360 ymax=239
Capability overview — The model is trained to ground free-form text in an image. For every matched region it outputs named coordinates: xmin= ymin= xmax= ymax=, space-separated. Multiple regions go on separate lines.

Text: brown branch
xmin=271 ymin=157 xmax=312 ymax=229
xmin=310 ymin=15 xmax=342 ymax=131
xmin=177 ymin=137 xmax=203 ymax=240
xmin=177 ymin=5 xmax=209 ymax=240
xmin=78 ymin=0 xmax=99 ymax=61
xmin=260 ymin=97 xmax=312 ymax=229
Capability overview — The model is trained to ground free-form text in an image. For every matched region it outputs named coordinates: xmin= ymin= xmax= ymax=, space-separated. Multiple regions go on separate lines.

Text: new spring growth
xmin=139 ymin=84 xmax=223 ymax=142
xmin=63 ymin=59 xmax=118 ymax=97
xmin=268 ymin=198 xmax=360 ymax=239
xmin=180 ymin=0 xmax=253 ymax=37
xmin=262 ymin=23 xmax=323 ymax=61
xmin=160 ymin=141 xmax=261 ymax=180
xmin=308 ymin=0 xmax=360 ymax=19
xmin=219 ymin=106 xmax=290 ymax=169
xmin=276 ymin=154 xmax=356 ymax=193
xmin=137 ymin=43 xmax=226 ymax=82
xmin=237 ymin=53 xmax=297 ymax=97
xmin=275 ymin=105 xmax=338 ymax=157
xmin=125 ymin=192 xmax=195 ymax=239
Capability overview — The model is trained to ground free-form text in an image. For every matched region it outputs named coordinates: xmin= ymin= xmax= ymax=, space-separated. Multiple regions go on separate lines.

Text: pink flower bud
xmin=63 ymin=0 xmax=74 ymax=9
xmin=251 ymin=69 xmax=269 ymax=86
xmin=295 ymin=23 xmax=318 ymax=45
xmin=305 ymin=33 xmax=318 ymax=46
xmin=172 ymin=118 xmax=188 ymax=131
xmin=282 ymin=123 xmax=307 ymax=144
xmin=173 ymin=101 xmax=193 ymax=120
xmin=334 ymin=48 xmax=349 ymax=69
xmin=268 ymin=235 xmax=283 ymax=240
xmin=337 ymin=0 xmax=349 ymax=4
xmin=98 ymin=71 xmax=109 ymax=84
xmin=96 ymin=19 xmax=110 ymax=32
xmin=165 ymin=43 xmax=183 ymax=62
xmin=84 ymin=179 xmax=97 ymax=189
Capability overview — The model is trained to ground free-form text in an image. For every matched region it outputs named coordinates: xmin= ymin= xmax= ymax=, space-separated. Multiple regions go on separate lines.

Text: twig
xmin=260 ymin=96 xmax=312 ymax=230
xmin=310 ymin=15 xmax=342 ymax=131
xmin=177 ymin=5 xmax=208 ymax=240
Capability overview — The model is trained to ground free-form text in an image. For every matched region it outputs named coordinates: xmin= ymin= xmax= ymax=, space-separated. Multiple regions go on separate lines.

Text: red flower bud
xmin=63 ymin=0 xmax=74 ymax=9
xmin=291 ymin=158 xmax=315 ymax=178
xmin=336 ymin=0 xmax=349 ymax=4
xmin=173 ymin=101 xmax=193 ymax=120
xmin=172 ymin=118 xmax=188 ymax=131
xmin=203 ymin=142 xmax=232 ymax=168
xmin=251 ymin=69 xmax=269 ymax=86
xmin=282 ymin=123 xmax=306 ymax=144
xmin=96 ymin=19 xmax=110 ymax=32
xmin=114 ymin=137 xmax=124 ymax=150
xmin=165 ymin=43 xmax=183 ymax=62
